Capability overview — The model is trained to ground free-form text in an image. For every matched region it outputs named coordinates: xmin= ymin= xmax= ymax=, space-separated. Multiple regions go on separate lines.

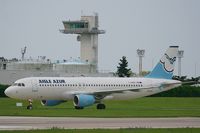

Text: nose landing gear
xmin=27 ymin=99 xmax=33 ymax=110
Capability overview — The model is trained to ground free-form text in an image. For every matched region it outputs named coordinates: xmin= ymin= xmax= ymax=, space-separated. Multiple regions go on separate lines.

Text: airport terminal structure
xmin=0 ymin=14 xmax=110 ymax=85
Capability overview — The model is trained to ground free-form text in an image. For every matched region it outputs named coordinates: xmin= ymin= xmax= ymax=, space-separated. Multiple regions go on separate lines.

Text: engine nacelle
xmin=41 ymin=100 xmax=65 ymax=106
xmin=73 ymin=94 xmax=95 ymax=108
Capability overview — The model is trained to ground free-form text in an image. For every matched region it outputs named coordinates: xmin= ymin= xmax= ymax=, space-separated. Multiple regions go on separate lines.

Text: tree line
xmin=0 ymin=84 xmax=9 ymax=97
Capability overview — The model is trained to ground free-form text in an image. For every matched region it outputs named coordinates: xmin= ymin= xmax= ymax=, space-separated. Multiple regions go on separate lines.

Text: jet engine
xmin=41 ymin=100 xmax=65 ymax=106
xmin=73 ymin=94 xmax=95 ymax=108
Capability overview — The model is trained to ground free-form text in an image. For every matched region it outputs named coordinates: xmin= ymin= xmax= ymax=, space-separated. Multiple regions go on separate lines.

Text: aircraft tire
xmin=97 ymin=103 xmax=106 ymax=110
xmin=75 ymin=106 xmax=84 ymax=110
xmin=27 ymin=105 xmax=33 ymax=110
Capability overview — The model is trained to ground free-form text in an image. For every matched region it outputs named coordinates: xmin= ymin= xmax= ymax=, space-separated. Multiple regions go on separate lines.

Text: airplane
xmin=5 ymin=46 xmax=181 ymax=110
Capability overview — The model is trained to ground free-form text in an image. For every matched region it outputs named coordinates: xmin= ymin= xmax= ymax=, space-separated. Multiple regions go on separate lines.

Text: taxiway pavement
xmin=0 ymin=117 xmax=200 ymax=130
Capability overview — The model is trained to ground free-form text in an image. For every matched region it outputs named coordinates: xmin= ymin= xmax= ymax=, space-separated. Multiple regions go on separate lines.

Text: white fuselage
xmin=5 ymin=77 xmax=181 ymax=101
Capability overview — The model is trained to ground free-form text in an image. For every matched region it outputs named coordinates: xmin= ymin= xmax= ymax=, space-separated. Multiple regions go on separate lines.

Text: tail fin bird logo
xmin=160 ymin=53 xmax=176 ymax=72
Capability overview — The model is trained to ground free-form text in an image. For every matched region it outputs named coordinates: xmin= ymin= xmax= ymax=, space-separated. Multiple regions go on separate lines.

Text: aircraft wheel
xmin=27 ymin=105 xmax=33 ymax=110
xmin=97 ymin=103 xmax=106 ymax=110
xmin=75 ymin=106 xmax=84 ymax=110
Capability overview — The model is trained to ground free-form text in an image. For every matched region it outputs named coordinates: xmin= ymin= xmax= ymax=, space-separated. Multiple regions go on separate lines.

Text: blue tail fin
xmin=146 ymin=46 xmax=179 ymax=79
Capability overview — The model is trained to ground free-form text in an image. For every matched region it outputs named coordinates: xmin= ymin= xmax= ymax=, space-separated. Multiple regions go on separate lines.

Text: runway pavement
xmin=0 ymin=117 xmax=200 ymax=130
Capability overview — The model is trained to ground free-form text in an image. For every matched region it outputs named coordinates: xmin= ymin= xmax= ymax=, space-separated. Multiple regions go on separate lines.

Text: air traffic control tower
xmin=60 ymin=13 xmax=105 ymax=72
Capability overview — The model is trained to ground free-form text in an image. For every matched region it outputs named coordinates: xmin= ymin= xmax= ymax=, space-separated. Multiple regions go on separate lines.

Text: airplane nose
xmin=4 ymin=87 xmax=12 ymax=97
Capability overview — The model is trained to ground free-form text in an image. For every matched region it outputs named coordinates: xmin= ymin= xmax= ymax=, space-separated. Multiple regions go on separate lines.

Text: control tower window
xmin=69 ymin=22 xmax=88 ymax=29
xmin=84 ymin=23 xmax=88 ymax=28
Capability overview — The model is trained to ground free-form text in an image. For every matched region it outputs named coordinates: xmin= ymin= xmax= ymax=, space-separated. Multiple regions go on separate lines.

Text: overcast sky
xmin=0 ymin=0 xmax=200 ymax=77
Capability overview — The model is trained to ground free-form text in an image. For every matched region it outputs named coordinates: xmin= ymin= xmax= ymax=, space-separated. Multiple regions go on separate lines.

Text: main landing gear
xmin=74 ymin=103 xmax=106 ymax=110
xmin=74 ymin=106 xmax=84 ymax=110
xmin=96 ymin=103 xmax=106 ymax=110
xmin=27 ymin=99 xmax=33 ymax=110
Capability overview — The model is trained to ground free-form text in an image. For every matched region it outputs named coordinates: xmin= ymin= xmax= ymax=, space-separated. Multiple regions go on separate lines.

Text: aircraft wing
xmin=69 ymin=82 xmax=181 ymax=98
xmin=91 ymin=81 xmax=179 ymax=94
xmin=68 ymin=86 xmax=158 ymax=99
xmin=90 ymin=86 xmax=156 ymax=95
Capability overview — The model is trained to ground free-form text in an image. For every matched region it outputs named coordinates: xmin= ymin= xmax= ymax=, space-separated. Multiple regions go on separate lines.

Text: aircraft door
xmin=32 ymin=79 xmax=38 ymax=92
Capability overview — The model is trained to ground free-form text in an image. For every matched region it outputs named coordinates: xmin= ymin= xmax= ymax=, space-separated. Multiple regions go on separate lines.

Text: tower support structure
xmin=60 ymin=13 xmax=105 ymax=72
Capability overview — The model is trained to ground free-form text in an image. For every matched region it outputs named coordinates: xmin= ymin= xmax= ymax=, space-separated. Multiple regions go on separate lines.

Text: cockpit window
xmin=12 ymin=83 xmax=18 ymax=86
xmin=12 ymin=83 xmax=25 ymax=87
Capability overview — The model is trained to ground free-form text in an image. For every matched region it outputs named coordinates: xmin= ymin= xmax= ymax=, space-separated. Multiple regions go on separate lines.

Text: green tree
xmin=140 ymin=71 xmax=150 ymax=77
xmin=0 ymin=84 xmax=9 ymax=97
xmin=116 ymin=56 xmax=132 ymax=77
xmin=172 ymin=75 xmax=187 ymax=81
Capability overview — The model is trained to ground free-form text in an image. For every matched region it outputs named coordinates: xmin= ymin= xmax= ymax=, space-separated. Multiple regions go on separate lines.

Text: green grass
xmin=0 ymin=128 xmax=200 ymax=133
xmin=0 ymin=97 xmax=200 ymax=117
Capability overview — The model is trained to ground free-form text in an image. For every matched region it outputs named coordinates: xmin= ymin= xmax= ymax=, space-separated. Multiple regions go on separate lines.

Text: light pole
xmin=137 ymin=49 xmax=145 ymax=76
xmin=177 ymin=50 xmax=184 ymax=77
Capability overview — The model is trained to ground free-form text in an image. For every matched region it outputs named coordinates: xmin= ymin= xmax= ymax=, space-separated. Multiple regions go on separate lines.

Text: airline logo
xmin=160 ymin=53 xmax=176 ymax=72
xmin=39 ymin=79 xmax=66 ymax=84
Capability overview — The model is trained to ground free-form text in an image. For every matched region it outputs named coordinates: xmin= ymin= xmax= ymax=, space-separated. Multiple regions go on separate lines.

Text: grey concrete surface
xmin=0 ymin=117 xmax=200 ymax=130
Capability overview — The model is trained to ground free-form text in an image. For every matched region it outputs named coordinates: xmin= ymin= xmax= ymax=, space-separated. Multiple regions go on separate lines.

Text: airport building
xmin=0 ymin=14 xmax=111 ymax=85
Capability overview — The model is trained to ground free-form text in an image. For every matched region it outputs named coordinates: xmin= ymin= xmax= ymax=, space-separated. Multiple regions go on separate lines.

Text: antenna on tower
xmin=81 ymin=10 xmax=84 ymax=16
xmin=21 ymin=46 xmax=27 ymax=61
